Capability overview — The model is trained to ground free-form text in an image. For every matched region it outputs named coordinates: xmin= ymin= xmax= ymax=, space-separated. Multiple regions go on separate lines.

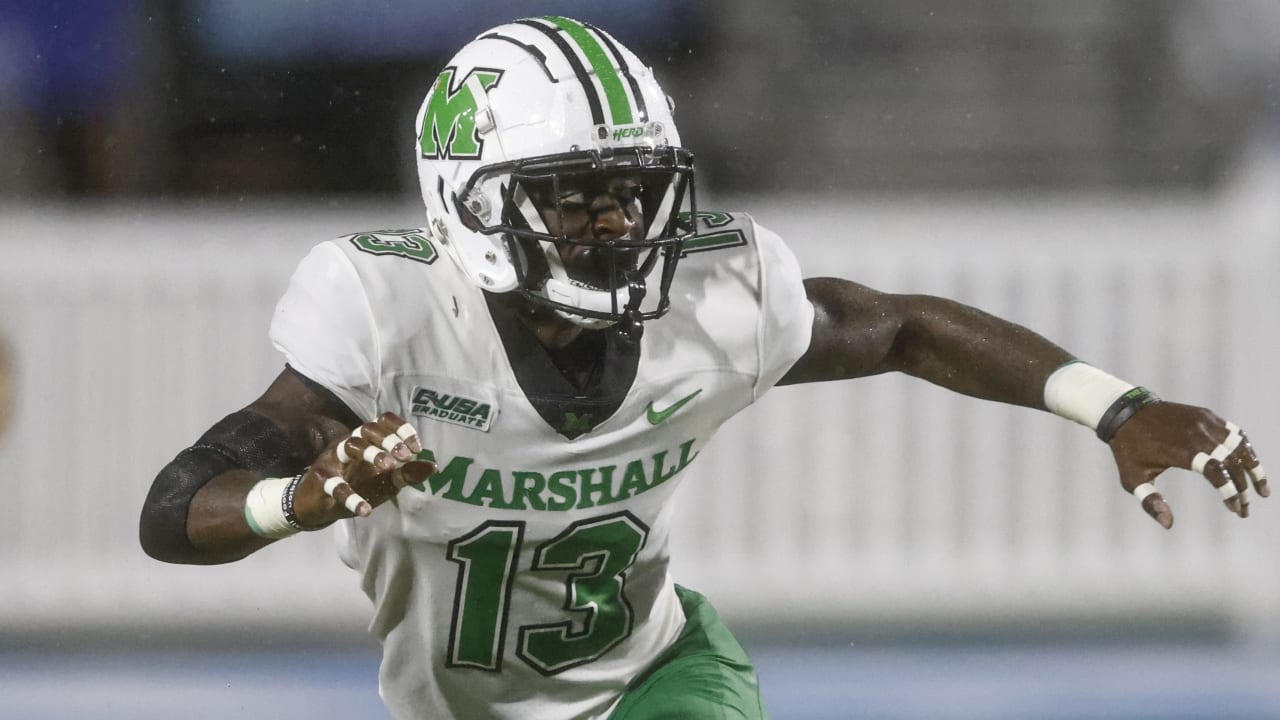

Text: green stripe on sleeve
xmin=543 ymin=16 xmax=634 ymax=125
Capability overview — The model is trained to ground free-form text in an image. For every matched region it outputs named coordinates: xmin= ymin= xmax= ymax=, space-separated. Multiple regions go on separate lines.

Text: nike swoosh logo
xmin=646 ymin=389 xmax=703 ymax=425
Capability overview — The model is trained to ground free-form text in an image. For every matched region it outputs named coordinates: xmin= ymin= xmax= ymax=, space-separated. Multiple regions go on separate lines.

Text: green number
xmin=445 ymin=513 xmax=650 ymax=675
xmin=348 ymin=232 xmax=438 ymax=264
xmin=518 ymin=513 xmax=649 ymax=674
xmin=674 ymin=211 xmax=746 ymax=256
xmin=680 ymin=230 xmax=746 ymax=256
xmin=445 ymin=522 xmax=523 ymax=670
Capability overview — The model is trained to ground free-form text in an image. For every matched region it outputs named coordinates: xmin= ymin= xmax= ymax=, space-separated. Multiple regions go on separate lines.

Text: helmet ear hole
xmin=458 ymin=196 xmax=484 ymax=232
xmin=463 ymin=191 xmax=492 ymax=224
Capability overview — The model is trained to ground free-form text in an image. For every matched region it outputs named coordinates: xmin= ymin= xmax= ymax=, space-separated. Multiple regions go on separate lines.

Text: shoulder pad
xmin=676 ymin=211 xmax=754 ymax=257
xmin=342 ymin=228 xmax=440 ymax=265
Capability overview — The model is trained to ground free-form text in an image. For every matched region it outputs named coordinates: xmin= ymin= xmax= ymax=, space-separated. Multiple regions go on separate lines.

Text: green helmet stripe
xmin=542 ymin=16 xmax=634 ymax=126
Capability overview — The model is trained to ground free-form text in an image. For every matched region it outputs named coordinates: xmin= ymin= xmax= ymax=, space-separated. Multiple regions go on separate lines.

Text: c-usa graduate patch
xmin=410 ymin=385 xmax=498 ymax=432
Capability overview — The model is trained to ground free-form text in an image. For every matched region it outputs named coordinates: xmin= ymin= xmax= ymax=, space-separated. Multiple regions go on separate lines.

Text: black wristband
xmin=280 ymin=471 xmax=308 ymax=532
xmin=1096 ymin=387 xmax=1161 ymax=442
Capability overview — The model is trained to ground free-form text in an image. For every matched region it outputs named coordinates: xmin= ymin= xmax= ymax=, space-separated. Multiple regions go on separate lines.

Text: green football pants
xmin=609 ymin=585 xmax=769 ymax=720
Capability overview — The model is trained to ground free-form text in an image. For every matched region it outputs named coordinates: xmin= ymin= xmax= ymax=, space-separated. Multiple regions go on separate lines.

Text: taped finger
xmin=1223 ymin=422 xmax=1243 ymax=451
xmin=1192 ymin=447 xmax=1238 ymax=473
xmin=340 ymin=426 xmax=370 ymax=462
xmin=1226 ymin=436 xmax=1269 ymax=498
xmin=1218 ymin=480 xmax=1242 ymax=501
xmin=1221 ymin=425 xmax=1252 ymax=514
xmin=1248 ymin=462 xmax=1269 ymax=487
xmin=1252 ymin=474 xmax=1271 ymax=499
xmin=1201 ymin=458 xmax=1238 ymax=500
xmin=1204 ymin=459 xmax=1248 ymax=518
xmin=350 ymin=422 xmax=402 ymax=466
xmin=1231 ymin=485 xmax=1253 ymax=519
xmin=323 ymin=476 xmax=345 ymax=497
xmin=1193 ymin=451 xmax=1240 ymax=502
xmin=322 ymin=476 xmax=369 ymax=516
xmin=395 ymin=422 xmax=417 ymax=442
xmin=343 ymin=490 xmax=368 ymax=514
xmin=340 ymin=436 xmax=387 ymax=468
xmin=1192 ymin=424 xmax=1244 ymax=473
xmin=361 ymin=444 xmax=384 ymax=465
xmin=1132 ymin=482 xmax=1158 ymax=503
xmin=1132 ymin=483 xmax=1173 ymax=529
xmin=1192 ymin=451 xmax=1213 ymax=475
xmin=394 ymin=423 xmax=423 ymax=454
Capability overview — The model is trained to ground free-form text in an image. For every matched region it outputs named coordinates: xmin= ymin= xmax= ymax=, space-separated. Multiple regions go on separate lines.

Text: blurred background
xmin=2 ymin=1 xmax=1279 ymax=718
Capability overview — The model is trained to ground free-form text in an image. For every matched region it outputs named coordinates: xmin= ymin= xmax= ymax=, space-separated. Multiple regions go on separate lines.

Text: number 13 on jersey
xmin=446 ymin=512 xmax=650 ymax=675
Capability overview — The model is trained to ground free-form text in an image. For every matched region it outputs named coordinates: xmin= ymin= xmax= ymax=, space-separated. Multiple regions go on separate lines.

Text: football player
xmin=140 ymin=17 xmax=1268 ymax=720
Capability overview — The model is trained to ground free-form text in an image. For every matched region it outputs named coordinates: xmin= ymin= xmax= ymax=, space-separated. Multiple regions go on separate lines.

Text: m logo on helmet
xmin=419 ymin=67 xmax=504 ymax=160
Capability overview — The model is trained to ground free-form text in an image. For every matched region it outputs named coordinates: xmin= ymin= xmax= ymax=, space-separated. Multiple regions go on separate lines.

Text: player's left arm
xmin=779 ymin=276 xmax=1269 ymax=528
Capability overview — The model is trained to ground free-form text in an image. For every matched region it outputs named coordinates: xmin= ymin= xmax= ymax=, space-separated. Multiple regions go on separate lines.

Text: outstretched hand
xmin=1109 ymin=402 xmax=1269 ymax=529
xmin=292 ymin=412 xmax=436 ymax=528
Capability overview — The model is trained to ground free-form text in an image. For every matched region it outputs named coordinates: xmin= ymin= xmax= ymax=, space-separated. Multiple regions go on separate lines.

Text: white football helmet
xmin=414 ymin=16 xmax=696 ymax=330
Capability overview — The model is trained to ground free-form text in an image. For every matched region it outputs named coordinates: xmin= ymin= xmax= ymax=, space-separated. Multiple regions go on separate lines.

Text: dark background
xmin=3 ymin=0 xmax=1277 ymax=200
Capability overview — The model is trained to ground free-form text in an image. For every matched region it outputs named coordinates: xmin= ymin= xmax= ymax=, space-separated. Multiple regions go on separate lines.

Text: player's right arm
xmin=139 ymin=366 xmax=430 ymax=565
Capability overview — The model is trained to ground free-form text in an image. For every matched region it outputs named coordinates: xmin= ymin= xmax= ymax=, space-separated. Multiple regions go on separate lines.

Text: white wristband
xmin=1043 ymin=361 xmax=1136 ymax=431
xmin=244 ymin=475 xmax=304 ymax=540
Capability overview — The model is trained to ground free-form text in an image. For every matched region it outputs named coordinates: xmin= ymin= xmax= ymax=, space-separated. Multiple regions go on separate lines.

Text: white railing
xmin=1 ymin=192 xmax=1276 ymax=639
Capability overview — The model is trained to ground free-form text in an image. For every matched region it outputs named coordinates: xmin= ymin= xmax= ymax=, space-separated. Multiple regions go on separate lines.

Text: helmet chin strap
xmin=543 ymin=274 xmax=630 ymax=330
xmin=545 ymin=271 xmax=647 ymax=336
xmin=555 ymin=310 xmax=616 ymax=331
xmin=617 ymin=269 xmax=649 ymax=338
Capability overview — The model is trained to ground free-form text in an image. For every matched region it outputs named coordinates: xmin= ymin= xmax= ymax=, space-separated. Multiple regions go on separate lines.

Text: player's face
xmin=537 ymin=173 xmax=646 ymax=289
xmin=539 ymin=174 xmax=644 ymax=240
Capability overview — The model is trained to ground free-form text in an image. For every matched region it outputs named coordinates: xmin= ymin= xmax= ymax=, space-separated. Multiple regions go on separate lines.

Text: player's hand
xmin=292 ymin=412 xmax=434 ymax=528
xmin=1109 ymin=401 xmax=1268 ymax=529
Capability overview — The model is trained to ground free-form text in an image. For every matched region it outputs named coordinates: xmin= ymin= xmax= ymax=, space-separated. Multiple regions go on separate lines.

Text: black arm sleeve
xmin=139 ymin=409 xmax=309 ymax=562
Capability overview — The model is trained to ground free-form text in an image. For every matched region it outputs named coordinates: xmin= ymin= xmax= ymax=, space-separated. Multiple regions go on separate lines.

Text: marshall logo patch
xmin=411 ymin=387 xmax=496 ymax=432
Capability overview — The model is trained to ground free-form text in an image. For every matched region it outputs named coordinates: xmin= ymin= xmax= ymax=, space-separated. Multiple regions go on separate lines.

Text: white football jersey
xmin=269 ymin=213 xmax=812 ymax=720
